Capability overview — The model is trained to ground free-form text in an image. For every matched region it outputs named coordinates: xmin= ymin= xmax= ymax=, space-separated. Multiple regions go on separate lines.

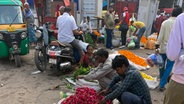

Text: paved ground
xmin=0 ymin=48 xmax=165 ymax=104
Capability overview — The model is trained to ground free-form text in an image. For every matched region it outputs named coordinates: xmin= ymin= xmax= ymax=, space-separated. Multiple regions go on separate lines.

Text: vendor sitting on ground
xmin=77 ymin=48 xmax=117 ymax=89
xmin=82 ymin=44 xmax=96 ymax=68
xmin=99 ymin=55 xmax=152 ymax=104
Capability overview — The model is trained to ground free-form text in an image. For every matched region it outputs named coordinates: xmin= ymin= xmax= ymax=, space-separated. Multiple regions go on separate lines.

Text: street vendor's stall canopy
xmin=0 ymin=0 xmax=22 ymax=6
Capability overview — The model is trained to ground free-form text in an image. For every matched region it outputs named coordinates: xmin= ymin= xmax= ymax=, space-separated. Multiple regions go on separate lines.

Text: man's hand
xmin=73 ymin=30 xmax=83 ymax=35
xmin=99 ymin=89 xmax=108 ymax=96
xmin=99 ymin=97 xmax=106 ymax=104
xmin=78 ymin=31 xmax=83 ymax=35
xmin=155 ymin=48 xmax=160 ymax=54
xmin=155 ymin=44 xmax=160 ymax=54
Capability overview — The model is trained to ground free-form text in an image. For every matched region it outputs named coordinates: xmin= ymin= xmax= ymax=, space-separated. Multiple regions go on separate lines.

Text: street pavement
xmin=0 ymin=48 xmax=165 ymax=104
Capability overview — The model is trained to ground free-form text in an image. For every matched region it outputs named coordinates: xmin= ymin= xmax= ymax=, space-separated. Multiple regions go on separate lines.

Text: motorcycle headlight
xmin=13 ymin=44 xmax=18 ymax=50
xmin=35 ymin=30 xmax=42 ymax=38
xmin=0 ymin=33 xmax=3 ymax=40
xmin=21 ymin=32 xmax=27 ymax=39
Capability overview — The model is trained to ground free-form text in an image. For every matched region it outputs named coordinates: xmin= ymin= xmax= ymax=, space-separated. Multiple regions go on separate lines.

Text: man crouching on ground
xmin=77 ymin=48 xmax=117 ymax=89
xmin=99 ymin=55 xmax=152 ymax=104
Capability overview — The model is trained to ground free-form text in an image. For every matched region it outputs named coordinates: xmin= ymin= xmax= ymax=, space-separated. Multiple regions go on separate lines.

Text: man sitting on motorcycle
xmin=56 ymin=7 xmax=84 ymax=64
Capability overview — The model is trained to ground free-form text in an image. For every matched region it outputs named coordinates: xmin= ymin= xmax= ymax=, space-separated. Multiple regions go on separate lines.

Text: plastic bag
xmin=145 ymin=40 xmax=155 ymax=50
xmin=144 ymin=79 xmax=159 ymax=89
xmin=79 ymin=40 xmax=89 ymax=52
xmin=127 ymin=39 xmax=135 ymax=49
xmin=147 ymin=54 xmax=164 ymax=68
xmin=75 ymin=79 xmax=101 ymax=92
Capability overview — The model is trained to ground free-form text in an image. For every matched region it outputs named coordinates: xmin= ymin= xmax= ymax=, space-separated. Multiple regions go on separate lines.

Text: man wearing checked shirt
xmin=99 ymin=55 xmax=152 ymax=104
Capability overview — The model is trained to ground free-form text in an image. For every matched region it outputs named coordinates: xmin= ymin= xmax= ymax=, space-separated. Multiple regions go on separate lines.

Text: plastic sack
xmin=127 ymin=39 xmax=135 ymax=49
xmin=112 ymin=38 xmax=120 ymax=47
xmin=79 ymin=40 xmax=89 ymax=52
xmin=147 ymin=54 xmax=164 ymax=68
xmin=145 ymin=40 xmax=155 ymax=50
xmin=144 ymin=79 xmax=159 ymax=89
xmin=129 ymin=25 xmax=136 ymax=32
xmin=75 ymin=79 xmax=101 ymax=92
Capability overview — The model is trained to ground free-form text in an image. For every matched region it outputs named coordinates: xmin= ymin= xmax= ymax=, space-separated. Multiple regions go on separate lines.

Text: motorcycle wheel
xmin=34 ymin=49 xmax=46 ymax=72
xmin=14 ymin=55 xmax=21 ymax=67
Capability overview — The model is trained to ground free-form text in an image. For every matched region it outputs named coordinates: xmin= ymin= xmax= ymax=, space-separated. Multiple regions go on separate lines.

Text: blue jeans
xmin=105 ymin=28 xmax=113 ymax=48
xmin=118 ymin=92 xmax=146 ymax=104
xmin=135 ymin=26 xmax=146 ymax=48
xmin=27 ymin=26 xmax=37 ymax=43
xmin=70 ymin=39 xmax=83 ymax=63
xmin=159 ymin=54 xmax=174 ymax=88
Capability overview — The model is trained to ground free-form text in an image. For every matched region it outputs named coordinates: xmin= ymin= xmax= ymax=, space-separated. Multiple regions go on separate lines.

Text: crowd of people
xmin=23 ymin=2 xmax=184 ymax=104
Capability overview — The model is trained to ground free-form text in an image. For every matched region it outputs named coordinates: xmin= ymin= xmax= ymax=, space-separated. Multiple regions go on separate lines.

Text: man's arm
xmin=156 ymin=21 xmax=165 ymax=44
xmin=105 ymin=72 xmax=135 ymax=101
xmin=70 ymin=17 xmax=83 ymax=35
xmin=166 ymin=17 xmax=182 ymax=61
xmin=84 ymin=60 xmax=113 ymax=80
xmin=73 ymin=29 xmax=83 ymax=35
xmin=89 ymin=22 xmax=92 ymax=33
xmin=104 ymin=12 xmax=109 ymax=28
xmin=133 ymin=27 xmax=138 ymax=35
xmin=107 ymin=75 xmax=120 ymax=89
xmin=120 ymin=12 xmax=125 ymax=24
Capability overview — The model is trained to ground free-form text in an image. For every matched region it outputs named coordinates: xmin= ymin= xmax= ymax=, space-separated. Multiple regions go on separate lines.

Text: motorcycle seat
xmin=57 ymin=41 xmax=72 ymax=47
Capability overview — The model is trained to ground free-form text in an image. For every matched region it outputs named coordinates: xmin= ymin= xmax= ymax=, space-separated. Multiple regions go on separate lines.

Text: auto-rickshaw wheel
xmin=14 ymin=55 xmax=21 ymax=67
xmin=34 ymin=49 xmax=46 ymax=72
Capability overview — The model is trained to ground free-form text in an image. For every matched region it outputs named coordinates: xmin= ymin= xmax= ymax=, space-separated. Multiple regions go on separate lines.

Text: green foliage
xmin=66 ymin=83 xmax=73 ymax=89
xmin=84 ymin=34 xmax=94 ymax=46
xmin=73 ymin=66 xmax=91 ymax=80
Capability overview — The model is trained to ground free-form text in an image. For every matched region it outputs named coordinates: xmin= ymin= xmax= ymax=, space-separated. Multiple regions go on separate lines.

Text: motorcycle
xmin=34 ymin=22 xmax=74 ymax=72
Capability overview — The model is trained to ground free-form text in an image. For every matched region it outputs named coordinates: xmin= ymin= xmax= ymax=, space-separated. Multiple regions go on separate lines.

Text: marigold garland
xmin=118 ymin=50 xmax=148 ymax=67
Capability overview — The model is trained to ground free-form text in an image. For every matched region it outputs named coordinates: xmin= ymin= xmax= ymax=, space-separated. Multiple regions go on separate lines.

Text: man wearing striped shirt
xmin=99 ymin=55 xmax=152 ymax=104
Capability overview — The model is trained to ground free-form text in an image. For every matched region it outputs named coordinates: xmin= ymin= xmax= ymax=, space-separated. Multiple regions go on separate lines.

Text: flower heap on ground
xmin=61 ymin=87 xmax=111 ymax=104
xmin=118 ymin=50 xmax=148 ymax=67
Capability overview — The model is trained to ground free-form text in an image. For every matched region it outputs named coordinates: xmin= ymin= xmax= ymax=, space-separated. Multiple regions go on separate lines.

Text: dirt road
xmin=0 ymin=49 xmax=164 ymax=104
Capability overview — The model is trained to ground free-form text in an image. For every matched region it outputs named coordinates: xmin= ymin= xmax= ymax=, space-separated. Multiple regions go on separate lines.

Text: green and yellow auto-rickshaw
xmin=0 ymin=0 xmax=29 ymax=67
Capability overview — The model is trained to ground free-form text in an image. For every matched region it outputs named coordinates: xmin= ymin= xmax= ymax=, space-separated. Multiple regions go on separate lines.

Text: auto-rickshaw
xmin=0 ymin=0 xmax=29 ymax=67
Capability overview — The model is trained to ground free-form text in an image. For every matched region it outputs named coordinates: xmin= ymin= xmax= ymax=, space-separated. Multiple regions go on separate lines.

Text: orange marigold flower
xmin=140 ymin=36 xmax=147 ymax=45
xmin=118 ymin=50 xmax=148 ymax=67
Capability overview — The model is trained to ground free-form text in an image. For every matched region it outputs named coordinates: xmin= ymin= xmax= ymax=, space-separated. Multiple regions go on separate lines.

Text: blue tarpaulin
xmin=103 ymin=1 xmax=108 ymax=7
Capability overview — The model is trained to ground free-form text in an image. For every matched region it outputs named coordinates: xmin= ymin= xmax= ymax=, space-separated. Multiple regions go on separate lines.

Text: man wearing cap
xmin=119 ymin=7 xmax=130 ymax=48
xmin=24 ymin=2 xmax=37 ymax=47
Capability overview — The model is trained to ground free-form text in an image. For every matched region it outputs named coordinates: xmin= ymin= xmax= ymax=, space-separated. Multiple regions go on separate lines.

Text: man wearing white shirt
xmin=56 ymin=7 xmax=84 ymax=63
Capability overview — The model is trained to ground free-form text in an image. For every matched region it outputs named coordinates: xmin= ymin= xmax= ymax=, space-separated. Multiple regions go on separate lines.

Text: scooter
xmin=34 ymin=22 xmax=74 ymax=72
